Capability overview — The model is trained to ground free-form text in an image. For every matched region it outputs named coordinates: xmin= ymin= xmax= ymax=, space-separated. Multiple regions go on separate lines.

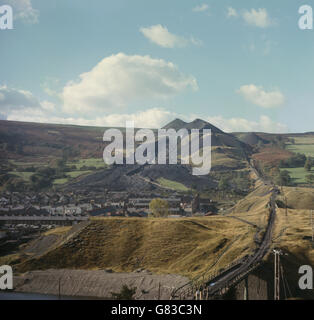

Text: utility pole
xmin=285 ymin=196 xmax=288 ymax=217
xmin=273 ymin=249 xmax=283 ymax=300
xmin=311 ymin=210 xmax=314 ymax=242
xmin=58 ymin=277 xmax=61 ymax=300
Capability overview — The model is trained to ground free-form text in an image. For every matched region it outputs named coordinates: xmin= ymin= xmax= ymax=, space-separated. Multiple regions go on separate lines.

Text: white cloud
xmin=6 ymin=0 xmax=39 ymax=24
xmin=206 ymin=115 xmax=288 ymax=133
xmin=6 ymin=101 xmax=288 ymax=133
xmin=193 ymin=4 xmax=209 ymax=13
xmin=227 ymin=7 xmax=238 ymax=18
xmin=41 ymin=100 xmax=56 ymax=112
xmin=242 ymin=8 xmax=272 ymax=28
xmin=0 ymin=85 xmax=41 ymax=118
xmin=237 ymin=85 xmax=285 ymax=108
xmin=140 ymin=25 xmax=201 ymax=48
xmin=7 ymin=107 xmax=177 ymax=129
xmin=41 ymin=77 xmax=61 ymax=98
xmin=1 ymin=86 xmax=288 ymax=133
xmin=62 ymin=53 xmax=198 ymax=115
xmin=0 ymin=85 xmax=58 ymax=122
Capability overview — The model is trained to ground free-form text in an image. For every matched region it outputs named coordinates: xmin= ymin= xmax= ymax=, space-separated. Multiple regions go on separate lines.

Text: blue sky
xmin=0 ymin=0 xmax=314 ymax=132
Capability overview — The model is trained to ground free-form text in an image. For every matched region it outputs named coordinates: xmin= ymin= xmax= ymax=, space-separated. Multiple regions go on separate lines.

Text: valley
xmin=1 ymin=118 xmax=314 ymax=300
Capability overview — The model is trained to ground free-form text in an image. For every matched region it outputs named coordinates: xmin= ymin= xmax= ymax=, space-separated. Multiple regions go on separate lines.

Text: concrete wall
xmin=231 ymin=274 xmax=269 ymax=300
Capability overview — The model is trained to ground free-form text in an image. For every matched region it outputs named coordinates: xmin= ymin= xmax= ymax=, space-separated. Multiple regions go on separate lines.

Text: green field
xmin=53 ymin=178 xmax=68 ymax=185
xmin=9 ymin=171 xmax=34 ymax=181
xmin=280 ymin=167 xmax=314 ymax=184
xmin=67 ymin=170 xmax=93 ymax=178
xmin=157 ymin=178 xmax=189 ymax=192
xmin=10 ymin=170 xmax=94 ymax=185
xmin=9 ymin=160 xmax=47 ymax=167
xmin=286 ymin=136 xmax=314 ymax=157
xmin=68 ymin=158 xmax=106 ymax=169
xmin=7 ymin=158 xmax=105 ymax=186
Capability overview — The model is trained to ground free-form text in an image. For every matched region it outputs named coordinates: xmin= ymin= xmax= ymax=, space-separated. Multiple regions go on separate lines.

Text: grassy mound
xmin=278 ymin=187 xmax=314 ymax=210
xmin=16 ymin=217 xmax=256 ymax=279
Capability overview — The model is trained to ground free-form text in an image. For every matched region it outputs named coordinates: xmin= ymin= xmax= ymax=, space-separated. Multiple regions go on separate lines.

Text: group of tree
xmin=30 ymin=158 xmax=70 ymax=190
xmin=30 ymin=167 xmax=57 ymax=191
xmin=275 ymin=170 xmax=292 ymax=186
xmin=149 ymin=198 xmax=169 ymax=217
xmin=217 ymin=171 xmax=252 ymax=192
xmin=304 ymin=157 xmax=314 ymax=172
xmin=271 ymin=136 xmax=286 ymax=149
xmin=279 ymin=153 xmax=306 ymax=168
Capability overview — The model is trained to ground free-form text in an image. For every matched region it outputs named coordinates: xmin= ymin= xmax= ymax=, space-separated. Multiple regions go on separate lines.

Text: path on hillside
xmin=205 ymin=186 xmax=277 ymax=297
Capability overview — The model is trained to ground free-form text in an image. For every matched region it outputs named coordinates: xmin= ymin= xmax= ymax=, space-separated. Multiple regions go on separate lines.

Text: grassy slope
xmin=16 ymin=217 xmax=256 ymax=279
xmin=277 ymin=186 xmax=314 ymax=210
xmin=211 ymin=146 xmax=247 ymax=169
xmin=269 ymin=186 xmax=314 ymax=298
xmin=156 ymin=178 xmax=189 ymax=192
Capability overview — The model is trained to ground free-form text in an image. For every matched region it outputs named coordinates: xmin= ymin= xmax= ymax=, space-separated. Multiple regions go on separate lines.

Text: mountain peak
xmin=163 ymin=118 xmax=224 ymax=134
xmin=162 ymin=118 xmax=188 ymax=130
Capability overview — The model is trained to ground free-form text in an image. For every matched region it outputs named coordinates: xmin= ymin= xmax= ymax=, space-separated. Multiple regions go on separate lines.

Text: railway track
xmin=204 ymin=161 xmax=278 ymax=298
xmin=170 ymin=158 xmax=278 ymax=300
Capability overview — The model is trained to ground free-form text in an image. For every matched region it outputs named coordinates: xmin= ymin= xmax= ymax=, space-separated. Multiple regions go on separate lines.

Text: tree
xmin=276 ymin=170 xmax=291 ymax=186
xmin=110 ymin=285 xmax=137 ymax=300
xmin=305 ymin=158 xmax=312 ymax=172
xmin=280 ymin=153 xmax=306 ymax=168
xmin=218 ymin=177 xmax=229 ymax=191
xmin=149 ymin=198 xmax=169 ymax=217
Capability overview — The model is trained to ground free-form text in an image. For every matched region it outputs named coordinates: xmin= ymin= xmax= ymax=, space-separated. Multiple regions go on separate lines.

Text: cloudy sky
xmin=1 ymin=0 xmax=314 ymax=132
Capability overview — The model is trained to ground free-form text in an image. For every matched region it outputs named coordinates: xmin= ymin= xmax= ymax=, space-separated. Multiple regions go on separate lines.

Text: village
xmin=0 ymin=190 xmax=219 ymax=246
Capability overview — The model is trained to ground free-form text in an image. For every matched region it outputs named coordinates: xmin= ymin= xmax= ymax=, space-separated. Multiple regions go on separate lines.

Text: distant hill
xmin=0 ymin=119 xmax=252 ymax=192
xmin=0 ymin=120 xmax=105 ymax=161
xmin=233 ymin=132 xmax=269 ymax=146
xmin=63 ymin=118 xmax=252 ymax=192
xmin=163 ymin=118 xmax=250 ymax=150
